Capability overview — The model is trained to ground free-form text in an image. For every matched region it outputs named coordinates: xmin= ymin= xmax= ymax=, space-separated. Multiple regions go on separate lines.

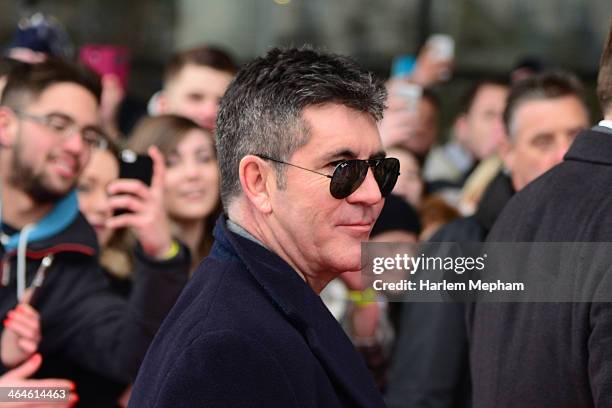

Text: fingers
xmin=386 ymin=96 xmax=410 ymax=111
xmin=4 ymin=308 xmax=40 ymax=342
xmin=101 ymin=74 xmax=125 ymax=100
xmin=17 ymin=338 xmax=38 ymax=354
xmin=21 ymin=378 xmax=76 ymax=390
xmin=107 ymin=179 xmax=150 ymax=199
xmin=2 ymin=357 xmax=79 ymax=408
xmin=2 ymin=354 xmax=42 ymax=379
xmin=107 ymin=194 xmax=147 ymax=216
xmin=105 ymin=212 xmax=142 ymax=230
xmin=3 ymin=318 xmax=40 ymax=344
xmin=13 ymin=303 xmax=38 ymax=321
xmin=0 ymin=382 xmax=78 ymax=408
xmin=148 ymin=146 xmax=166 ymax=193
xmin=102 ymin=73 xmax=120 ymax=88
xmin=388 ymin=112 xmax=419 ymax=127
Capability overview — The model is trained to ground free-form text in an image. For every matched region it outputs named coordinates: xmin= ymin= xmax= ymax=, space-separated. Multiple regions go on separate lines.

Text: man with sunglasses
xmin=0 ymin=60 xmax=190 ymax=406
xmin=130 ymin=47 xmax=397 ymax=407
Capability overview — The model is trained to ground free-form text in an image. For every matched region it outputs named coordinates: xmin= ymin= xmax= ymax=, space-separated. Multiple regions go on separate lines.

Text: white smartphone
xmin=427 ymin=34 xmax=455 ymax=62
xmin=393 ymin=82 xmax=422 ymax=113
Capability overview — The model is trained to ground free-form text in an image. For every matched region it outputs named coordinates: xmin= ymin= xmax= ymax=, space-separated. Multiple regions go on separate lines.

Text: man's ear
xmin=155 ymin=91 xmax=169 ymax=114
xmin=498 ymin=135 xmax=514 ymax=173
xmin=0 ymin=107 xmax=17 ymax=148
xmin=239 ymin=155 xmax=274 ymax=214
xmin=454 ymin=115 xmax=469 ymax=145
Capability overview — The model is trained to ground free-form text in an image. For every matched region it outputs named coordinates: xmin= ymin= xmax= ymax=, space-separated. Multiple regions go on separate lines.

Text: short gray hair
xmin=503 ymin=70 xmax=586 ymax=138
xmin=216 ymin=46 xmax=387 ymax=212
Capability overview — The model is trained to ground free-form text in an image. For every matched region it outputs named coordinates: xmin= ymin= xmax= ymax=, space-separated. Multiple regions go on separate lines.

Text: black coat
xmin=470 ymin=127 xmax=612 ymax=408
xmin=0 ymin=213 xmax=190 ymax=407
xmin=385 ymin=172 xmax=514 ymax=408
xmin=129 ymin=216 xmax=386 ymax=408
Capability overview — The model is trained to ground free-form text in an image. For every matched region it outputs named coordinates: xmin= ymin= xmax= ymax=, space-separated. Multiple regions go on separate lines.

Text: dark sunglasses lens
xmin=330 ymin=161 xmax=368 ymax=199
xmin=373 ymin=158 xmax=400 ymax=197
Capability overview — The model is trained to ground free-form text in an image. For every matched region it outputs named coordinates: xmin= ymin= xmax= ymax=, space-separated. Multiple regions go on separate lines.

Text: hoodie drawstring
xmin=0 ymin=189 xmax=80 ymax=296
xmin=16 ymin=223 xmax=35 ymax=301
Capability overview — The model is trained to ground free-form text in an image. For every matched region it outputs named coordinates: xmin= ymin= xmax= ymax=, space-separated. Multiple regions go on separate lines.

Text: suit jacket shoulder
xmin=130 ymin=217 xmax=385 ymax=408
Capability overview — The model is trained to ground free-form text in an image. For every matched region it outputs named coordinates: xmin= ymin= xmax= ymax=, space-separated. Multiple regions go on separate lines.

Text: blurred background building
xmin=1 ymin=0 xmax=611 ymax=130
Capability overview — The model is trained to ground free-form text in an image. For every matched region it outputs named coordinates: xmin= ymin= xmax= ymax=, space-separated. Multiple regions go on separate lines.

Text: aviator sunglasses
xmin=256 ymin=154 xmax=400 ymax=199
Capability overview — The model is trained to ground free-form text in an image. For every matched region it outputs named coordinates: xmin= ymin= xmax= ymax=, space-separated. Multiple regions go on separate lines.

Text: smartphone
xmin=119 ymin=149 xmax=153 ymax=185
xmin=115 ymin=150 xmax=153 ymax=216
xmin=426 ymin=34 xmax=455 ymax=62
xmin=79 ymin=44 xmax=130 ymax=90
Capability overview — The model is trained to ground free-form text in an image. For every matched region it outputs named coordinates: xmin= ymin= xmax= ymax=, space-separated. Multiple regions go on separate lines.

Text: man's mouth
xmin=337 ymin=220 xmax=375 ymax=233
xmin=51 ymin=157 xmax=78 ymax=178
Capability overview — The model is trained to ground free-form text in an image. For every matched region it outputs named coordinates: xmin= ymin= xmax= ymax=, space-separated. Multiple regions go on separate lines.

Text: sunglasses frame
xmin=255 ymin=154 xmax=400 ymax=199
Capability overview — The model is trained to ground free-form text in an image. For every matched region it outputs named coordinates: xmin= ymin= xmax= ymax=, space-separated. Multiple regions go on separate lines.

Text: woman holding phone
xmin=75 ymin=137 xmax=190 ymax=406
xmin=77 ymin=137 xmax=191 ymax=291
xmin=127 ymin=114 xmax=221 ymax=271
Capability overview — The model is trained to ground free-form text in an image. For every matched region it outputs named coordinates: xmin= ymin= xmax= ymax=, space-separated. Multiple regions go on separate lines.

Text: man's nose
xmin=346 ymin=168 xmax=383 ymax=205
xmin=62 ymin=130 xmax=87 ymax=153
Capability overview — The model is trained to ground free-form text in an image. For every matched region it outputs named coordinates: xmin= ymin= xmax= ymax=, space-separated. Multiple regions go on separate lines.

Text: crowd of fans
xmin=0 ymin=11 xmax=609 ymax=408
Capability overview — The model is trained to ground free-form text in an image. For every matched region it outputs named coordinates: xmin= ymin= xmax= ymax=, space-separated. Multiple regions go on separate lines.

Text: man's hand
xmin=1 ymin=298 xmax=41 ymax=368
xmin=410 ymin=44 xmax=454 ymax=87
xmin=0 ymin=354 xmax=78 ymax=408
xmin=378 ymin=82 xmax=420 ymax=150
xmin=106 ymin=146 xmax=175 ymax=259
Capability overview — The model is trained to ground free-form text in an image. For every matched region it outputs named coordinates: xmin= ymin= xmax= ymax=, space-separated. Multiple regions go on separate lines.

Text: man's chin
xmin=27 ymin=182 xmax=75 ymax=204
xmin=328 ymin=250 xmax=361 ymax=274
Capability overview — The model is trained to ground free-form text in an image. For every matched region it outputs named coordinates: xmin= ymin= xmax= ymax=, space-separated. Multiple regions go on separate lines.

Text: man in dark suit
xmin=469 ymin=22 xmax=612 ymax=407
xmin=386 ymin=69 xmax=589 ymax=408
xmin=129 ymin=47 xmax=398 ymax=407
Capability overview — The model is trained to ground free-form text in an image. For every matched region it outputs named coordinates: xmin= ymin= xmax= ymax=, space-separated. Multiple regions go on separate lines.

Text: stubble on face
xmin=8 ymin=132 xmax=80 ymax=204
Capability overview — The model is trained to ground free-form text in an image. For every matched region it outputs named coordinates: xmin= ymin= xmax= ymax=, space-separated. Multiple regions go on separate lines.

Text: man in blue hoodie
xmin=0 ymin=60 xmax=190 ymax=406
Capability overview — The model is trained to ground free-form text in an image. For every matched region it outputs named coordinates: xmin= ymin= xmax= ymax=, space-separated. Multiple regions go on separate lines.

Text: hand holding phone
xmin=112 ymin=150 xmax=153 ymax=217
xmin=409 ymin=34 xmax=455 ymax=85
xmin=106 ymin=147 xmax=175 ymax=259
xmin=379 ymin=79 xmax=421 ymax=149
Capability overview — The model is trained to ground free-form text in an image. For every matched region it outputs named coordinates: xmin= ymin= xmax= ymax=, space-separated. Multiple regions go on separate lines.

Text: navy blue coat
xmin=129 ymin=217 xmax=386 ymax=407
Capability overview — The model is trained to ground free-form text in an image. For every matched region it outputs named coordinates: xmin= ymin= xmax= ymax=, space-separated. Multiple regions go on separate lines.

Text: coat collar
xmin=474 ymin=171 xmax=515 ymax=233
xmin=564 ymin=127 xmax=612 ymax=166
xmin=211 ymin=216 xmax=385 ymax=407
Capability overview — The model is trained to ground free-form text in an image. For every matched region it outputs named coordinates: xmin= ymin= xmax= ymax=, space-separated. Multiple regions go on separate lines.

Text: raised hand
xmin=106 ymin=146 xmax=174 ymax=259
xmin=0 ymin=354 xmax=78 ymax=408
